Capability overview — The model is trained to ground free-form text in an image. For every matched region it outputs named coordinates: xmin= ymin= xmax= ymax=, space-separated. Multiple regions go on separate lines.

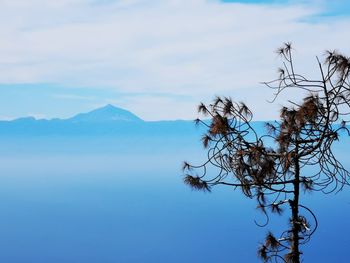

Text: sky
xmin=0 ymin=0 xmax=349 ymax=121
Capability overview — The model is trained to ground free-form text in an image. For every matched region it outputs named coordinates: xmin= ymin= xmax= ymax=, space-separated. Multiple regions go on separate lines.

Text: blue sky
xmin=0 ymin=0 xmax=349 ymax=120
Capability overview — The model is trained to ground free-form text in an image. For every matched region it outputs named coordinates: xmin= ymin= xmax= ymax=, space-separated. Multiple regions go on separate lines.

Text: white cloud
xmin=0 ymin=0 xmax=349 ymax=120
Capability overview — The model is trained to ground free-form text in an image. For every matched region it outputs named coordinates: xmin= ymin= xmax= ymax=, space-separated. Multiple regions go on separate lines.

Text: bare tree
xmin=183 ymin=43 xmax=350 ymax=262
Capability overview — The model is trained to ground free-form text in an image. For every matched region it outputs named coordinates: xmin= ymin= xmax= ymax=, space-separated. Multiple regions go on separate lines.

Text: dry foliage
xmin=183 ymin=43 xmax=350 ymax=262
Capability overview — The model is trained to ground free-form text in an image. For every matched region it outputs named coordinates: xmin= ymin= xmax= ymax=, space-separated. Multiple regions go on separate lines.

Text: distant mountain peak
xmin=68 ymin=104 xmax=143 ymax=123
xmin=101 ymin=104 xmax=117 ymax=110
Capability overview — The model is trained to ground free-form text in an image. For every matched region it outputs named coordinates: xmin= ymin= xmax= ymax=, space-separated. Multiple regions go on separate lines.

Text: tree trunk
xmin=290 ymin=154 xmax=301 ymax=263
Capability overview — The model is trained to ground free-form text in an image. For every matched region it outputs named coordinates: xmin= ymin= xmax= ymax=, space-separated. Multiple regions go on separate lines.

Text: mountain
xmin=68 ymin=104 xmax=143 ymax=123
xmin=0 ymin=104 xmax=279 ymax=138
xmin=0 ymin=104 xmax=202 ymax=136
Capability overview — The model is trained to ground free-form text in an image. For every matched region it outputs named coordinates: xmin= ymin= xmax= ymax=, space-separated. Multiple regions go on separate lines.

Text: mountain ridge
xmin=0 ymin=104 xmax=202 ymax=136
xmin=0 ymin=104 xmax=275 ymax=137
xmin=4 ymin=104 xmax=144 ymax=123
xmin=67 ymin=104 xmax=144 ymax=123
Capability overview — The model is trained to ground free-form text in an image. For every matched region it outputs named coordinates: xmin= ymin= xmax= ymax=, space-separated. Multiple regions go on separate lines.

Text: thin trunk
xmin=290 ymin=152 xmax=301 ymax=263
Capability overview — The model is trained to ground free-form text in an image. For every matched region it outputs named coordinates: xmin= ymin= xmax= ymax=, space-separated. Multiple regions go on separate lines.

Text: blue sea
xmin=0 ymin=135 xmax=349 ymax=262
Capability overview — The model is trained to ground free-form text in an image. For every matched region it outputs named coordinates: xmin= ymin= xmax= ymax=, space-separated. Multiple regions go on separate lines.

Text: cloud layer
xmin=0 ymin=0 xmax=349 ymax=120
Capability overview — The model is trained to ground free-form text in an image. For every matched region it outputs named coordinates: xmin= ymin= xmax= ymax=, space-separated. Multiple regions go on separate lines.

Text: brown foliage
xmin=183 ymin=43 xmax=350 ymax=262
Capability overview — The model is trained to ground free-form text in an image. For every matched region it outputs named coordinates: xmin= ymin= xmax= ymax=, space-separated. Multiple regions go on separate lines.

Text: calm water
xmin=0 ymin=137 xmax=348 ymax=262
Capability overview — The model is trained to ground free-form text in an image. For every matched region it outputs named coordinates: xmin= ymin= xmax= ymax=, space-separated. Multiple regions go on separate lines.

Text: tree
xmin=182 ymin=43 xmax=350 ymax=262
